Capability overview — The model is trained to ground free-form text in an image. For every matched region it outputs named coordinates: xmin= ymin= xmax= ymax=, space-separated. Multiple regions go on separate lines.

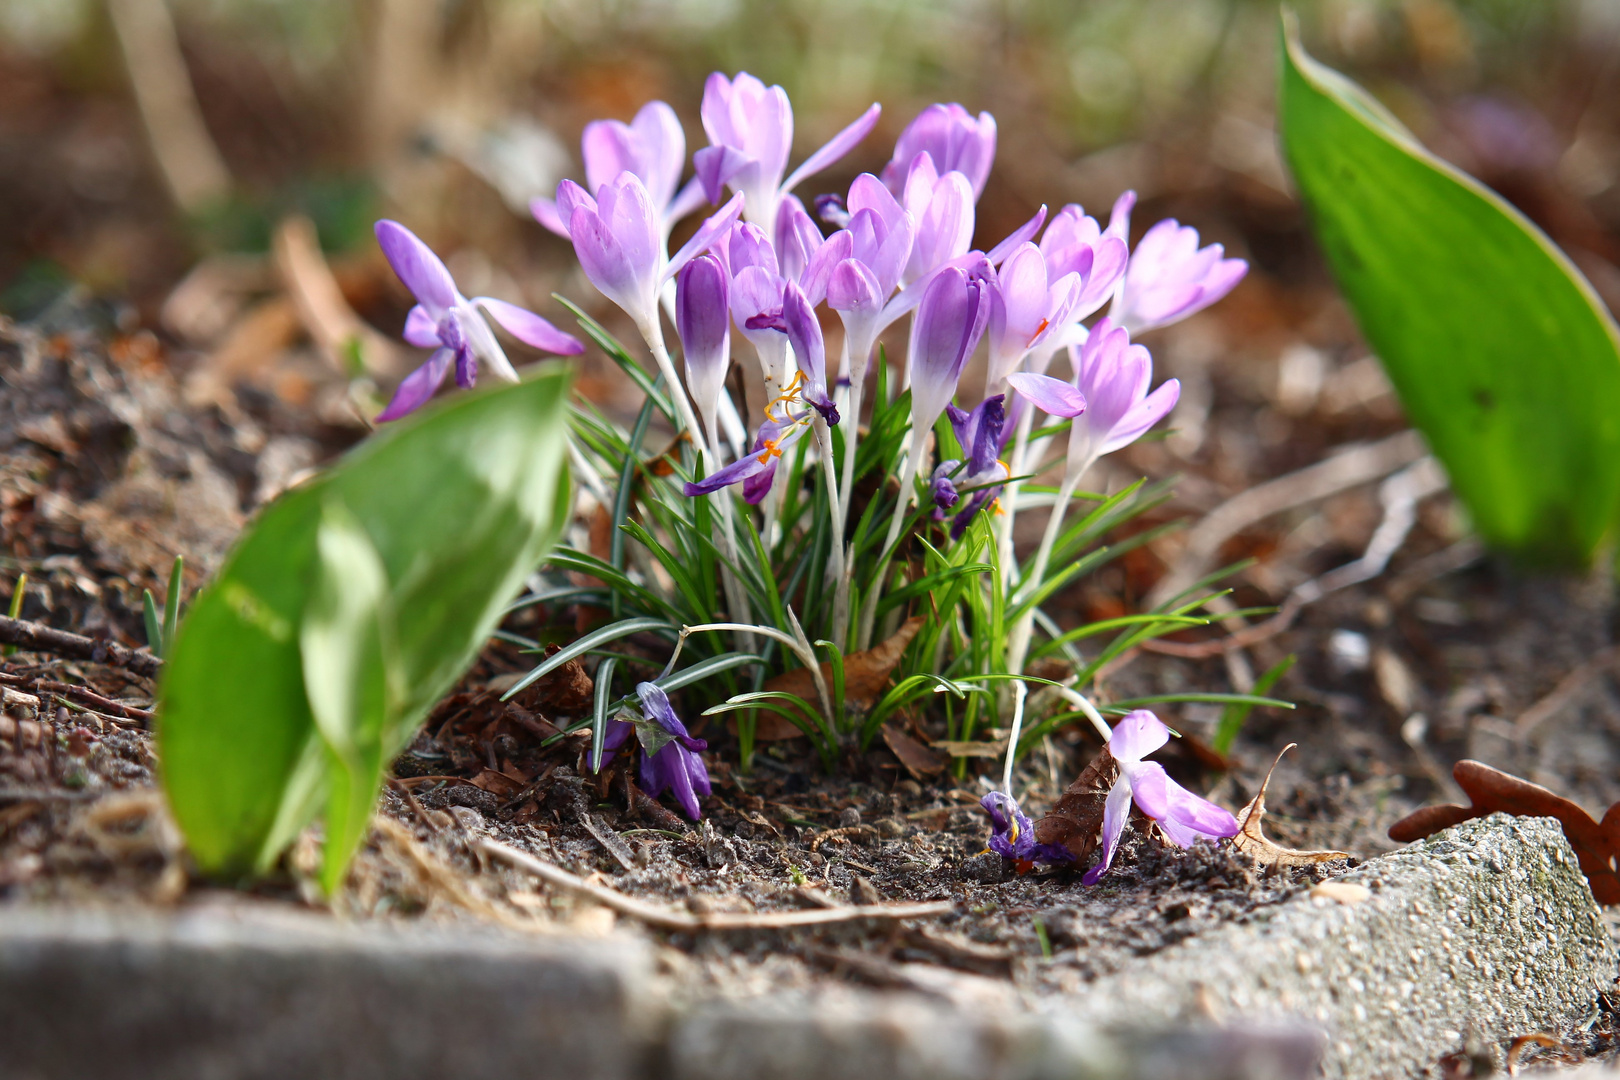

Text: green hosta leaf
xmin=1278 ymin=17 xmax=1620 ymax=566
xmin=158 ymin=368 xmax=573 ymax=881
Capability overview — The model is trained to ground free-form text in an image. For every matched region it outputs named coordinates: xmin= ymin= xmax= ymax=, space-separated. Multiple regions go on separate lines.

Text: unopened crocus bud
xmin=676 ymin=254 xmax=731 ymax=444
xmin=909 ymin=262 xmax=991 ymax=437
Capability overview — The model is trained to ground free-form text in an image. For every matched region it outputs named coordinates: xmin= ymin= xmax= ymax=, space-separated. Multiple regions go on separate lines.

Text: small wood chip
xmin=581 ymin=813 xmax=638 ymax=872
xmin=1309 ymin=881 xmax=1370 ymax=905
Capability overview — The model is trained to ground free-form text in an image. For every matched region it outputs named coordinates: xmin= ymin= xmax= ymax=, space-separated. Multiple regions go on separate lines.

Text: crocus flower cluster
xmin=600 ymin=682 xmax=712 ymax=821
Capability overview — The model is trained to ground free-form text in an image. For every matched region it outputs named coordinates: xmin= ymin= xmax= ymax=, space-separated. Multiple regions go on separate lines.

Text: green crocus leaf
xmin=158 ymin=368 xmax=573 ymax=881
xmin=1278 ymin=15 xmax=1620 ymax=567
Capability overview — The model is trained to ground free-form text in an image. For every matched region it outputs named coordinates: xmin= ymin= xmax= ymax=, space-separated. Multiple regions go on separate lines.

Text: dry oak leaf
xmin=741 ymin=616 xmax=926 ymax=741
xmin=1233 ymin=744 xmax=1352 ymax=867
xmin=1034 ymin=746 xmax=1119 ymax=863
xmin=882 ymin=723 xmax=947 ymax=780
xmin=1388 ymin=759 xmax=1620 ymax=904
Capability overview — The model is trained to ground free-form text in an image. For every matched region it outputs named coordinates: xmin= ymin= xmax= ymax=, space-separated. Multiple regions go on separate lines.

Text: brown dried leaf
xmin=744 ymin=616 xmax=926 ymax=741
xmin=882 ymin=723 xmax=946 ymax=779
xmin=511 ymin=644 xmax=594 ymax=716
xmin=932 ymin=740 xmax=1004 ymax=759
xmin=1233 ymin=744 xmax=1352 ymax=867
xmin=1034 ymin=746 xmax=1118 ymax=862
xmin=1388 ymin=759 xmax=1620 ymax=903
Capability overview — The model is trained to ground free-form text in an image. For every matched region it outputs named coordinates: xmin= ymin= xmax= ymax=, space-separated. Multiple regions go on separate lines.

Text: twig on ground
xmin=0 ymin=618 xmax=162 ymax=679
xmin=33 ymin=680 xmax=154 ymax=725
xmin=1516 ymin=645 xmax=1620 ymax=737
xmin=479 ymin=837 xmax=954 ymax=930
xmin=1143 ymin=456 xmax=1447 ymax=659
xmin=1145 ymin=430 xmax=1427 ymax=610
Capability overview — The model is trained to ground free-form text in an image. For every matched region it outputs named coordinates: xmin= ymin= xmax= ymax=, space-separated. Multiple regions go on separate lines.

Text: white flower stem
xmin=812 ymin=417 xmax=846 ymax=644
xmin=1004 ymin=457 xmax=1091 ymax=678
xmin=829 ymin=338 xmax=867 ymax=652
xmin=857 ymin=427 xmax=925 ymax=650
xmin=1002 ymin=679 xmax=1027 ymax=794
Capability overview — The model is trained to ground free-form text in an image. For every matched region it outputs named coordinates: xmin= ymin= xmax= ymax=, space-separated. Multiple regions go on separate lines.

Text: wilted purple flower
xmin=745 ymin=282 xmax=838 ymax=424
xmin=932 ymin=394 xmax=1009 ymax=538
xmin=675 ymin=254 xmax=731 ymax=443
xmin=373 ymin=220 xmax=583 ymax=422
xmin=600 ymin=683 xmax=711 ymax=821
xmin=531 ymin=100 xmax=704 ymax=239
xmin=1113 ymin=219 xmax=1247 ymax=334
xmin=984 ymin=242 xmax=1084 ymax=393
xmin=1083 ymin=710 xmax=1238 ymax=885
xmin=909 ymin=262 xmax=991 ymax=437
xmin=900 ymin=155 xmax=976 ymax=287
xmin=683 ymin=408 xmax=811 ymax=504
xmin=882 ymin=103 xmax=997 ymax=201
xmin=560 ymin=172 xmax=743 ymax=334
xmin=695 ymin=71 xmax=881 ymax=237
xmin=1007 ymin=317 xmax=1177 ymax=474
xmin=981 ymin=791 xmax=1073 ymax=865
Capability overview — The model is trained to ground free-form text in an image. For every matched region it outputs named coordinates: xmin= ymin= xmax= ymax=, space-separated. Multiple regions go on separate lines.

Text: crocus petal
xmin=728 ymin=221 xmax=780 ymax=276
xmin=555 ymin=179 xmax=597 ymax=226
xmin=569 ymin=205 xmax=642 ymax=316
xmin=666 ymin=177 xmax=709 ymax=226
xmin=660 ymin=744 xmax=704 ymax=820
xmin=376 ymin=348 xmax=453 ymax=422
xmin=884 ymin=103 xmax=997 ymax=200
xmin=529 ymin=197 xmax=571 ymax=239
xmin=684 ymin=451 xmax=768 ymax=497
xmin=475 ymin=298 xmax=584 ymax=355
xmin=1129 ymin=762 xmax=1240 ymax=847
xmin=1082 ymin=773 xmax=1135 ymax=886
xmin=741 ymin=455 xmax=779 ymax=504
xmin=1108 ymin=709 xmax=1171 ymax=764
xmin=826 ymin=259 xmax=882 ymax=314
xmin=774 ymin=194 xmax=823 ymax=285
xmin=375 ymin=220 xmax=458 ymax=317
xmin=1007 ymin=372 xmax=1087 ymax=418
xmin=1100 ymin=378 xmax=1180 ymax=455
xmin=910 ymin=263 xmax=990 ymax=432
xmin=693 ymin=143 xmax=755 ymax=206
xmin=403 ymin=305 xmax=439 ymax=348
xmin=666 ymin=192 xmax=746 ymax=283
xmin=801 ymin=230 xmax=853 ymax=308
xmin=781 ymin=102 xmax=883 ymax=195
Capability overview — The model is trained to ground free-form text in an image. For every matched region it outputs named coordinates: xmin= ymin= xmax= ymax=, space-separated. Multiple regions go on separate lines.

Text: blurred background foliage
xmin=1 ymin=0 xmax=1617 ymax=403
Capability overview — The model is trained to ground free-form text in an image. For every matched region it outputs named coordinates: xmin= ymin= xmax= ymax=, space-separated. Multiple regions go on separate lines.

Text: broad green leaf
xmin=301 ymin=502 xmax=398 ymax=892
xmin=159 ymin=368 xmax=573 ymax=878
xmin=1278 ymin=17 xmax=1620 ymax=566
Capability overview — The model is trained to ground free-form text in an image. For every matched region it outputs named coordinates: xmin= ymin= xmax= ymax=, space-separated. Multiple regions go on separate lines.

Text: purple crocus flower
xmin=774 ymin=194 xmax=825 ymax=286
xmin=559 ymin=172 xmax=744 ymax=335
xmin=675 ymin=253 xmax=731 ymax=443
xmin=1083 ymin=710 xmax=1239 ymax=885
xmin=980 ymin=791 xmax=1073 ymax=865
xmin=931 ymin=394 xmax=1009 ymax=538
xmin=882 ymin=103 xmax=997 ymax=201
xmin=1113 ymin=219 xmax=1248 ymax=334
xmin=909 ymin=262 xmax=991 ymax=438
xmin=900 ymin=155 xmax=976 ymax=287
xmin=801 ymin=174 xmax=916 ymax=375
xmin=1006 ymin=317 xmax=1177 ymax=474
xmin=600 ymin=682 xmax=711 ymax=821
xmin=984 ymin=242 xmax=1084 ymax=394
xmin=683 ymin=409 xmax=811 ymax=503
xmin=1037 ymin=199 xmax=1132 ymax=328
xmin=695 ymin=71 xmax=881 ymax=237
xmin=373 ymin=220 xmax=583 ymax=422
xmin=531 ymin=100 xmax=704 ymax=239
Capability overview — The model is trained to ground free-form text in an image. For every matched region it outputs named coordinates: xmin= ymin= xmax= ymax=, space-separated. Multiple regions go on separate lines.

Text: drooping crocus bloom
xmin=882 ymin=103 xmax=997 ymax=201
xmin=531 ymin=100 xmax=704 ymax=239
xmin=1112 ymin=219 xmax=1248 ymax=334
xmin=1082 ymin=710 xmax=1239 ymax=885
xmin=745 ymin=281 xmax=838 ymax=424
xmin=599 ymin=682 xmax=712 ymax=821
xmin=909 ymin=262 xmax=991 ymax=438
xmin=675 ymin=253 xmax=731 ymax=444
xmin=1006 ymin=317 xmax=1178 ymax=475
xmin=931 ymin=394 xmax=1009 ymax=538
xmin=683 ymin=408 xmax=811 ymax=504
xmin=373 ymin=220 xmax=583 ymax=422
xmin=695 ymin=71 xmax=881 ymax=238
xmin=980 ymin=791 xmax=1073 ymax=865
xmin=559 ymin=172 xmax=744 ymax=335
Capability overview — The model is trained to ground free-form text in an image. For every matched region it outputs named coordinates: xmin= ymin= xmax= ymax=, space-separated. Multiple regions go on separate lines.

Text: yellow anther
xmin=764 ymin=371 xmax=806 ymax=422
